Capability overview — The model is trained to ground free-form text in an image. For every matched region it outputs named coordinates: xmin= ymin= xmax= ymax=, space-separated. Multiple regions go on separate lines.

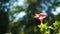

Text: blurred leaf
xmin=53 ymin=21 xmax=60 ymax=28
xmin=38 ymin=23 xmax=48 ymax=31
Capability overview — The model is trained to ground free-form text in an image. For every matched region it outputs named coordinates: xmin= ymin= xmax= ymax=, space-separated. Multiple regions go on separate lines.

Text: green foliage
xmin=13 ymin=6 xmax=24 ymax=11
xmin=53 ymin=21 xmax=60 ymax=28
xmin=38 ymin=23 xmax=48 ymax=31
xmin=37 ymin=23 xmax=50 ymax=34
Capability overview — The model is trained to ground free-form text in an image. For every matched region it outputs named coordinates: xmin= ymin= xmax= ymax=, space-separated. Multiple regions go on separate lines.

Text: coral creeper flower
xmin=34 ymin=13 xmax=46 ymax=25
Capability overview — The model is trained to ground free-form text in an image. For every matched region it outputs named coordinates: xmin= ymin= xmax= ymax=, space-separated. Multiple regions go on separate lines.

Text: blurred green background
xmin=0 ymin=0 xmax=60 ymax=34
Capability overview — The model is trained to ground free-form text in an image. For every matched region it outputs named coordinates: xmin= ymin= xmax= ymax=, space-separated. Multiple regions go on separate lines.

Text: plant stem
xmin=40 ymin=19 xmax=43 ymax=25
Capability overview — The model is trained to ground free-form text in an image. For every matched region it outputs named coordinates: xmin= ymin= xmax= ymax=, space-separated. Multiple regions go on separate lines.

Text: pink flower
xmin=34 ymin=13 xmax=46 ymax=23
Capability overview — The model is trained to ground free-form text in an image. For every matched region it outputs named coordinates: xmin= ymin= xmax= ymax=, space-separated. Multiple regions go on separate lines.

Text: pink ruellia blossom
xmin=34 ymin=13 xmax=46 ymax=23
